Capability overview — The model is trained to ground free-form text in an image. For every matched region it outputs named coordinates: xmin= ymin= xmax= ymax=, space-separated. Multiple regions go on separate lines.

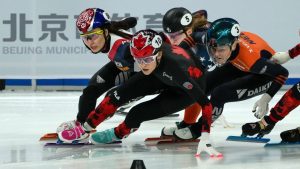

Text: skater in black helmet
xmin=161 ymin=7 xmax=232 ymax=137
xmin=174 ymin=17 xmax=289 ymax=141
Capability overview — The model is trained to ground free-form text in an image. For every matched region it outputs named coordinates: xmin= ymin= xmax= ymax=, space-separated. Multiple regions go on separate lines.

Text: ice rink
xmin=0 ymin=91 xmax=300 ymax=169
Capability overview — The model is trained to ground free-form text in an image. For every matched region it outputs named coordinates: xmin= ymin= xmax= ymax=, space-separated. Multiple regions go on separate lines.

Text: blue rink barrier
xmin=5 ymin=79 xmax=89 ymax=86
xmin=5 ymin=78 xmax=300 ymax=87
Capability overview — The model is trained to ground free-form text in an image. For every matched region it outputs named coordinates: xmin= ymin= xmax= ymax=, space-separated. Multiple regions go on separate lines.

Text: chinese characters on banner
xmin=2 ymin=13 xmax=164 ymax=42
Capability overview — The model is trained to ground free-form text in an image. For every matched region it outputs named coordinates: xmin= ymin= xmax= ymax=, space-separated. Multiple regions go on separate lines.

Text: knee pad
xmin=94 ymin=96 xmax=118 ymax=118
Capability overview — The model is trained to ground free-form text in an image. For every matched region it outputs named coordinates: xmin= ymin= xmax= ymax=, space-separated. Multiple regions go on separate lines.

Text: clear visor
xmin=207 ymin=44 xmax=231 ymax=66
xmin=134 ymin=53 xmax=159 ymax=65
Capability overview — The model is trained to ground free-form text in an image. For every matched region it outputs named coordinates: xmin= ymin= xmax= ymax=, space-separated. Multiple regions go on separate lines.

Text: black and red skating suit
xmin=265 ymin=43 xmax=300 ymax=124
xmin=86 ymin=43 xmax=213 ymax=137
xmin=288 ymin=43 xmax=300 ymax=59
xmin=151 ymin=45 xmax=212 ymax=133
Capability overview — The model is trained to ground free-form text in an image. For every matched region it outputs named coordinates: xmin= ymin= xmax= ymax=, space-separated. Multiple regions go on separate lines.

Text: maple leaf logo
xmin=132 ymin=33 xmax=148 ymax=50
xmin=188 ymin=66 xmax=202 ymax=78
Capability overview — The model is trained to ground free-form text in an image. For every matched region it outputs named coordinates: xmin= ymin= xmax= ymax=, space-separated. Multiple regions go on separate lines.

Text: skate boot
xmin=90 ymin=128 xmax=121 ymax=144
xmin=242 ymin=118 xmax=274 ymax=138
xmin=173 ymin=126 xmax=199 ymax=140
xmin=56 ymin=120 xmax=77 ymax=133
xmin=280 ymin=127 xmax=300 ymax=143
xmin=58 ymin=121 xmax=89 ymax=143
xmin=161 ymin=121 xmax=190 ymax=138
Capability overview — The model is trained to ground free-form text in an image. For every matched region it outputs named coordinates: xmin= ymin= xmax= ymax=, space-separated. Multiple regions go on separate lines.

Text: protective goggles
xmin=207 ymin=44 xmax=231 ymax=66
xmin=134 ymin=53 xmax=159 ymax=65
xmin=80 ymin=30 xmax=104 ymax=42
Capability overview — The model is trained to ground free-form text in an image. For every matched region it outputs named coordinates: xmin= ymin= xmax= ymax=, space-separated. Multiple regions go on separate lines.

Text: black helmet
xmin=206 ymin=18 xmax=240 ymax=47
xmin=163 ymin=7 xmax=193 ymax=33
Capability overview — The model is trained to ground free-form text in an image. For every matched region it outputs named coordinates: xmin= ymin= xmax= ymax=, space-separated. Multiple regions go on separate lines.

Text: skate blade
xmin=40 ymin=133 xmax=58 ymax=141
xmin=145 ymin=137 xmax=199 ymax=145
xmin=144 ymin=137 xmax=174 ymax=145
xmin=226 ymin=136 xmax=270 ymax=143
xmin=157 ymin=139 xmax=200 ymax=145
xmin=145 ymin=137 xmax=173 ymax=142
xmin=44 ymin=142 xmax=93 ymax=146
xmin=44 ymin=140 xmax=122 ymax=147
xmin=39 ymin=130 xmax=97 ymax=141
xmin=265 ymin=141 xmax=300 ymax=147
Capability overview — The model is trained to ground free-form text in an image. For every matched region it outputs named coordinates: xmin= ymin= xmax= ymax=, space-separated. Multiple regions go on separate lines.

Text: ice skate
xmin=90 ymin=128 xmax=121 ymax=144
xmin=57 ymin=121 xmax=89 ymax=143
xmin=280 ymin=127 xmax=300 ymax=143
xmin=56 ymin=120 xmax=77 ymax=133
xmin=161 ymin=121 xmax=190 ymax=138
xmin=242 ymin=118 xmax=274 ymax=138
xmin=173 ymin=126 xmax=198 ymax=140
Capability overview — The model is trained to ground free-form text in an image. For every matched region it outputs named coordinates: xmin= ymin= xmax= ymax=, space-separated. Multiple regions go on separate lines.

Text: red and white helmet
xmin=76 ymin=8 xmax=111 ymax=35
xmin=130 ymin=29 xmax=163 ymax=58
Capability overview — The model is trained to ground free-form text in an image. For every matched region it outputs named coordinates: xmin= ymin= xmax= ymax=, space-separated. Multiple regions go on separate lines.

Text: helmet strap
xmin=184 ymin=31 xmax=189 ymax=38
xmin=183 ymin=28 xmax=192 ymax=38
xmin=100 ymin=29 xmax=111 ymax=53
xmin=155 ymin=51 xmax=162 ymax=68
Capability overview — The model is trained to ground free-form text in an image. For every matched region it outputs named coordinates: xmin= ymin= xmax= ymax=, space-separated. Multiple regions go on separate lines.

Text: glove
xmin=270 ymin=52 xmax=291 ymax=64
xmin=252 ymin=93 xmax=272 ymax=119
xmin=195 ymin=132 xmax=222 ymax=157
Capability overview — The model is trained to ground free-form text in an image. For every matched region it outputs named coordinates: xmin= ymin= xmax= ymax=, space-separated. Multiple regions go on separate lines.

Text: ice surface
xmin=0 ymin=91 xmax=300 ymax=169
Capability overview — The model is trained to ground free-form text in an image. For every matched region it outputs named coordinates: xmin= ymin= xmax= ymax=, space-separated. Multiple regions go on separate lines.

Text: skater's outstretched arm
xmin=271 ymin=43 xmax=300 ymax=64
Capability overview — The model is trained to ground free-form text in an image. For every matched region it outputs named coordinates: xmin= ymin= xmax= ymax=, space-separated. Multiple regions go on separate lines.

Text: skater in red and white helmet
xmin=59 ymin=29 xmax=222 ymax=157
xmin=56 ymin=8 xmax=139 ymax=137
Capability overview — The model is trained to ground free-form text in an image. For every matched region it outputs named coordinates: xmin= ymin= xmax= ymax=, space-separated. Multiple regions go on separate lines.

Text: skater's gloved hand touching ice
xmin=252 ymin=93 xmax=272 ymax=119
xmin=195 ymin=132 xmax=222 ymax=157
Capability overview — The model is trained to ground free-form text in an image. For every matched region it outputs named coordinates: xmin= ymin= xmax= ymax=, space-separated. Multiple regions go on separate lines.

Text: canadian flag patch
xmin=183 ymin=82 xmax=193 ymax=89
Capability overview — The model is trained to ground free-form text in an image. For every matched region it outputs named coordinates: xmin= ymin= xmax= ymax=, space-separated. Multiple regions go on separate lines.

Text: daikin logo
xmin=237 ymin=82 xmax=272 ymax=99
xmin=236 ymin=89 xmax=248 ymax=99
